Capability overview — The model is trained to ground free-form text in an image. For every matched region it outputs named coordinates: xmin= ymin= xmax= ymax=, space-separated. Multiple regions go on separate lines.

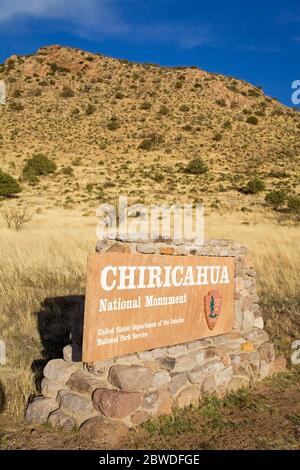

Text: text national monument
xmin=26 ymin=237 xmax=286 ymax=440
xmin=82 ymin=253 xmax=235 ymax=362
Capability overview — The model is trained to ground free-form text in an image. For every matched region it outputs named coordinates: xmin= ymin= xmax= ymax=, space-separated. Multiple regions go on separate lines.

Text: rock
xmin=67 ymin=370 xmax=108 ymax=395
xmin=176 ymin=386 xmax=200 ymax=408
xmin=152 ymin=371 xmax=171 ymax=388
xmin=136 ymin=243 xmax=157 ymax=254
xmin=108 ymin=364 xmax=152 ymax=392
xmin=43 ymin=359 xmax=79 ymax=385
xmin=167 ymin=344 xmax=187 ymax=356
xmin=243 ymin=329 xmax=269 ymax=346
xmin=63 ymin=345 xmax=73 ymax=362
xmin=258 ymin=343 xmax=275 ymax=363
xmin=259 ymin=361 xmax=270 ymax=380
xmin=93 ymin=388 xmax=142 ymax=418
xmin=226 ymin=375 xmax=250 ymax=393
xmin=241 ymin=341 xmax=255 ymax=353
xmin=80 ymin=417 xmax=128 ymax=445
xmin=269 ymin=356 xmax=286 ymax=375
xmin=154 ymin=390 xmax=173 ymax=417
xmin=173 ymin=354 xmax=197 ymax=373
xmin=26 ymin=397 xmax=58 ymax=425
xmin=130 ymin=410 xmax=150 ymax=425
xmin=242 ymin=311 xmax=254 ymax=331
xmin=114 ymin=354 xmax=141 ymax=365
xmin=48 ymin=409 xmax=75 ymax=431
xmin=168 ymin=373 xmax=189 ymax=396
xmin=202 ymin=375 xmax=216 ymax=394
xmin=215 ymin=366 xmax=233 ymax=386
xmin=137 ymin=350 xmax=153 ymax=361
xmin=152 ymin=348 xmax=168 ymax=359
xmin=254 ymin=317 xmax=264 ymax=329
xmin=41 ymin=378 xmax=65 ymax=399
xmin=58 ymin=391 xmax=96 ymax=424
xmin=159 ymin=247 xmax=175 ymax=255
xmin=158 ymin=356 xmax=176 ymax=370
xmin=142 ymin=392 xmax=158 ymax=411
xmin=188 ymin=360 xmax=224 ymax=384
xmin=85 ymin=359 xmax=114 ymax=377
xmin=106 ymin=243 xmax=130 ymax=253
xmin=0 ymin=340 xmax=6 ymax=365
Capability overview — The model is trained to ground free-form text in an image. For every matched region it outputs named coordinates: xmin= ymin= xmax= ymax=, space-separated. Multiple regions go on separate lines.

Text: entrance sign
xmin=82 ymin=253 xmax=234 ymax=362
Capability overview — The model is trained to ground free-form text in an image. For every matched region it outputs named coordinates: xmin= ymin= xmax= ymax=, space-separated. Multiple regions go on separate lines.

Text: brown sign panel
xmin=82 ymin=253 xmax=235 ymax=362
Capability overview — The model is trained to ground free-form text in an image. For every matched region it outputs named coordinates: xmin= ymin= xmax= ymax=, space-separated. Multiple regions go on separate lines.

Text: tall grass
xmin=0 ymin=209 xmax=299 ymax=420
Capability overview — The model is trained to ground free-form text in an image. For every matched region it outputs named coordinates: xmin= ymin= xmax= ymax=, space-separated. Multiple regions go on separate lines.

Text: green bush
xmin=184 ymin=158 xmax=208 ymax=175
xmin=242 ymin=178 xmax=265 ymax=195
xmin=85 ymin=104 xmax=96 ymax=115
xmin=213 ymin=132 xmax=223 ymax=142
xmin=265 ymin=190 xmax=286 ymax=208
xmin=152 ymin=173 xmax=164 ymax=183
xmin=246 ymin=115 xmax=259 ymax=125
xmin=107 ymin=116 xmax=120 ymax=130
xmin=287 ymin=195 xmax=300 ymax=214
xmin=0 ymin=169 xmax=22 ymax=197
xmin=158 ymin=105 xmax=169 ymax=115
xmin=62 ymin=166 xmax=74 ymax=176
xmin=60 ymin=85 xmax=75 ymax=98
xmin=179 ymin=104 xmax=189 ymax=112
xmin=139 ymin=138 xmax=155 ymax=151
xmin=23 ymin=154 xmax=57 ymax=181
xmin=140 ymin=101 xmax=152 ymax=110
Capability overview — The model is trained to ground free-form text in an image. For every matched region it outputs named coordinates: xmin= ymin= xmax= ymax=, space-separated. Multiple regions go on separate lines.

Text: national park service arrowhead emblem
xmin=204 ymin=289 xmax=222 ymax=330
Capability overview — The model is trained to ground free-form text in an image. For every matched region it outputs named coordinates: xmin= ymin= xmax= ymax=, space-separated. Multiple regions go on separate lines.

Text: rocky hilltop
xmin=0 ymin=45 xmax=299 ymax=209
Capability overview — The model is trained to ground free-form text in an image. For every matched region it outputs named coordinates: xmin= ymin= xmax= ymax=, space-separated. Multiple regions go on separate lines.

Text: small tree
xmin=265 ymin=190 xmax=286 ymax=209
xmin=246 ymin=115 xmax=259 ymax=125
xmin=60 ymin=85 xmax=75 ymax=98
xmin=0 ymin=170 xmax=22 ymax=198
xmin=2 ymin=207 xmax=31 ymax=230
xmin=242 ymin=177 xmax=265 ymax=195
xmin=287 ymin=195 xmax=300 ymax=214
xmin=22 ymin=154 xmax=57 ymax=181
xmin=184 ymin=158 xmax=208 ymax=175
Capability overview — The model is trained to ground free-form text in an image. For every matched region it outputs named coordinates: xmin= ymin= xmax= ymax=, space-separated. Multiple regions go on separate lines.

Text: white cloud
xmin=0 ymin=0 xmax=214 ymax=48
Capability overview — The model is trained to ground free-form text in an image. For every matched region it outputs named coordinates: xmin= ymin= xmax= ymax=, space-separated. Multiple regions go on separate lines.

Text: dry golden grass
xmin=0 ymin=207 xmax=299 ymax=420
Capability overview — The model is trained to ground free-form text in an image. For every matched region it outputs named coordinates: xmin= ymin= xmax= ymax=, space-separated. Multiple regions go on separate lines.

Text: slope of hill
xmin=0 ymin=45 xmax=299 ymax=210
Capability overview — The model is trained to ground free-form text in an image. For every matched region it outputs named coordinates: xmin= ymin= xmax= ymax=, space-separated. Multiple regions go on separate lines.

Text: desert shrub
xmin=60 ymin=85 xmax=75 ymax=98
xmin=23 ymin=154 xmax=57 ymax=181
xmin=175 ymin=81 xmax=183 ymax=89
xmin=223 ymin=120 xmax=231 ymax=129
xmin=85 ymin=103 xmax=96 ymax=115
xmin=0 ymin=170 xmax=22 ymax=197
xmin=158 ymin=105 xmax=169 ymax=115
xmin=9 ymin=101 xmax=23 ymax=111
xmin=62 ymin=166 xmax=74 ymax=176
xmin=1 ymin=207 xmax=31 ymax=230
xmin=140 ymin=101 xmax=152 ymax=110
xmin=246 ymin=115 xmax=259 ymax=125
xmin=179 ymin=104 xmax=189 ymax=112
xmin=139 ymin=138 xmax=155 ymax=151
xmin=265 ymin=190 xmax=287 ymax=208
xmin=184 ymin=158 xmax=208 ymax=175
xmin=115 ymin=91 xmax=124 ymax=99
xmin=152 ymin=173 xmax=164 ymax=183
xmin=213 ymin=132 xmax=223 ymax=142
xmin=216 ymin=99 xmax=226 ymax=107
xmin=242 ymin=178 xmax=265 ymax=195
xmin=287 ymin=195 xmax=300 ymax=214
xmin=107 ymin=116 xmax=120 ymax=130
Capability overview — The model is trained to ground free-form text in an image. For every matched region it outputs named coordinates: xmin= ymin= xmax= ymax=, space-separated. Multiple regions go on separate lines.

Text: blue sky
xmin=0 ymin=0 xmax=299 ymax=106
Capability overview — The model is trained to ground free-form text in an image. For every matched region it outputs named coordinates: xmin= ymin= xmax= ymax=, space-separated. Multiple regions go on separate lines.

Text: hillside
xmin=0 ymin=45 xmax=299 ymax=210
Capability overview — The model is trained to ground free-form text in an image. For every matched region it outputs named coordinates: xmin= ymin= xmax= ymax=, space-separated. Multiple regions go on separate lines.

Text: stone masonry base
xmin=25 ymin=238 xmax=286 ymax=444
